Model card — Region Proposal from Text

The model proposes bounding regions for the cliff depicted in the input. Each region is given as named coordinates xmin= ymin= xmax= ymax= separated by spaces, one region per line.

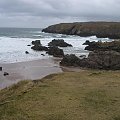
xmin=42 ymin=22 xmax=120 ymax=39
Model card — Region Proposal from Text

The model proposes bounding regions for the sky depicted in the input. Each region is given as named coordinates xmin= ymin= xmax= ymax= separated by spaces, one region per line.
xmin=0 ymin=0 xmax=120 ymax=28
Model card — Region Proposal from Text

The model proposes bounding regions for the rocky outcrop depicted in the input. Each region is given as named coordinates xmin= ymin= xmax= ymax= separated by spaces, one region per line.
xmin=42 ymin=22 xmax=120 ymax=39
xmin=47 ymin=47 xmax=64 ymax=57
xmin=0 ymin=67 xmax=2 ymax=71
xmin=48 ymin=39 xmax=72 ymax=47
xmin=31 ymin=45 xmax=48 ymax=51
xmin=86 ymin=51 xmax=120 ymax=69
xmin=60 ymin=51 xmax=120 ymax=70
xmin=60 ymin=54 xmax=80 ymax=66
xmin=32 ymin=40 xmax=41 ymax=46
xmin=83 ymin=40 xmax=120 ymax=52
xmin=31 ymin=40 xmax=48 ymax=51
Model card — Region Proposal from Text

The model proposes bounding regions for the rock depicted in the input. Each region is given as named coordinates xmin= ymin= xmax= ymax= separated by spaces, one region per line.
xmin=85 ymin=51 xmax=120 ymax=70
xmin=60 ymin=54 xmax=80 ymax=66
xmin=60 ymin=51 xmax=120 ymax=70
xmin=47 ymin=47 xmax=64 ymax=57
xmin=27 ymin=45 xmax=31 ymax=46
xmin=42 ymin=22 xmax=120 ymax=39
xmin=31 ymin=40 xmax=48 ymax=51
xmin=4 ymin=72 xmax=9 ymax=76
xmin=48 ymin=39 xmax=72 ymax=47
xmin=0 ymin=67 xmax=2 ymax=71
xmin=32 ymin=40 xmax=41 ymax=46
xmin=83 ymin=40 xmax=120 ymax=52
xmin=25 ymin=51 xmax=29 ymax=54
xmin=31 ymin=45 xmax=48 ymax=51
xmin=41 ymin=54 xmax=45 ymax=56
xmin=83 ymin=40 xmax=92 ymax=45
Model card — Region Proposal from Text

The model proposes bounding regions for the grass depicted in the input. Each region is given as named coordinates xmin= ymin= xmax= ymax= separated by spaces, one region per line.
xmin=0 ymin=70 xmax=120 ymax=120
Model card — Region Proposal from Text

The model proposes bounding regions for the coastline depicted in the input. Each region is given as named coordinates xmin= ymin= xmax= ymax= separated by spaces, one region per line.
xmin=0 ymin=57 xmax=63 ymax=89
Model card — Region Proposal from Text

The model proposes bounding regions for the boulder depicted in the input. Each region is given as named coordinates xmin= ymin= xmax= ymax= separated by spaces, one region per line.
xmin=60 ymin=54 xmax=80 ymax=66
xmin=48 ymin=39 xmax=72 ymax=47
xmin=25 ymin=51 xmax=29 ymax=54
xmin=41 ymin=54 xmax=45 ymax=56
xmin=27 ymin=45 xmax=31 ymax=46
xmin=32 ymin=40 xmax=41 ymax=46
xmin=0 ymin=67 xmax=2 ymax=71
xmin=83 ymin=40 xmax=100 ymax=51
xmin=83 ymin=40 xmax=91 ymax=45
xmin=47 ymin=46 xmax=64 ymax=57
xmin=31 ymin=45 xmax=48 ymax=51
xmin=4 ymin=72 xmax=9 ymax=76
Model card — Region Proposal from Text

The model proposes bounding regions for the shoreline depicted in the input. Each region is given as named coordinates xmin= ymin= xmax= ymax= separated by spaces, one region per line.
xmin=0 ymin=57 xmax=63 ymax=89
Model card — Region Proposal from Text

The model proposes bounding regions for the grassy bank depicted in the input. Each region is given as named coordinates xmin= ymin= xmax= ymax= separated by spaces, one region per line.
xmin=0 ymin=70 xmax=120 ymax=120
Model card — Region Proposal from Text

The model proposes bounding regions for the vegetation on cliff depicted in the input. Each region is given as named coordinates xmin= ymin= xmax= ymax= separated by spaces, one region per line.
xmin=42 ymin=22 xmax=120 ymax=39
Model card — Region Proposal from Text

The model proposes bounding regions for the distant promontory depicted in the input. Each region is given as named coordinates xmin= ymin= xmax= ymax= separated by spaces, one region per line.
xmin=42 ymin=22 xmax=120 ymax=39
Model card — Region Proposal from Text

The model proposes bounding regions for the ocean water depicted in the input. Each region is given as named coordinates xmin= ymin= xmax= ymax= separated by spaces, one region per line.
xmin=0 ymin=28 xmax=110 ymax=63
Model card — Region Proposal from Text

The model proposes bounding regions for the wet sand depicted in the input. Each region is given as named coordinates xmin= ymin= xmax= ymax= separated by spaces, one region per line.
xmin=0 ymin=58 xmax=63 ymax=89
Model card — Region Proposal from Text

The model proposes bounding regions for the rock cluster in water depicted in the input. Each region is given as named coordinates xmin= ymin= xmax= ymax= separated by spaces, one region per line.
xmin=31 ymin=40 xmax=67 ymax=57
xmin=48 ymin=39 xmax=72 ymax=47
xmin=60 ymin=40 xmax=120 ymax=70
xmin=83 ymin=40 xmax=120 ymax=52
xmin=30 ymin=38 xmax=120 ymax=70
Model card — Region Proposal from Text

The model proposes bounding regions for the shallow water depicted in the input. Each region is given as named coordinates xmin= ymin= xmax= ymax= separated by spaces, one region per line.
xmin=0 ymin=28 xmax=110 ymax=63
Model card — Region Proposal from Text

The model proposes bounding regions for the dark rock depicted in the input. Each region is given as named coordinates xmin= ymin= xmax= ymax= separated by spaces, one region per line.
xmin=41 ymin=54 xmax=45 ymax=56
xmin=31 ymin=45 xmax=48 ymax=51
xmin=0 ymin=67 xmax=2 ymax=71
xmin=25 ymin=51 xmax=29 ymax=54
xmin=27 ymin=45 xmax=31 ymax=46
xmin=86 ymin=51 xmax=120 ymax=70
xmin=60 ymin=51 xmax=120 ymax=70
xmin=31 ymin=40 xmax=48 ymax=51
xmin=60 ymin=54 xmax=80 ymax=66
xmin=4 ymin=72 xmax=9 ymax=76
xmin=48 ymin=39 xmax=72 ymax=47
xmin=32 ymin=40 xmax=41 ymax=46
xmin=47 ymin=46 xmax=64 ymax=57
xmin=83 ymin=40 xmax=92 ymax=45
xmin=83 ymin=40 xmax=120 ymax=52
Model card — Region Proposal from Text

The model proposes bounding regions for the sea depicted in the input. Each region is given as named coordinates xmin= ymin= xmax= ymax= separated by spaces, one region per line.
xmin=0 ymin=27 xmax=110 ymax=63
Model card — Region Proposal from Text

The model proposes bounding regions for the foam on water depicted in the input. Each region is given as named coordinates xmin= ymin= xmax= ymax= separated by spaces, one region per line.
xmin=0 ymin=28 xmax=110 ymax=63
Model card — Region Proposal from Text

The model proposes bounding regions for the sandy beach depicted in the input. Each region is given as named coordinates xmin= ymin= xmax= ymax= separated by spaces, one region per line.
xmin=0 ymin=58 xmax=63 ymax=89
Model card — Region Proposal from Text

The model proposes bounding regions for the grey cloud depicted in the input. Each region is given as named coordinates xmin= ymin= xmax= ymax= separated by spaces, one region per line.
xmin=0 ymin=0 xmax=120 ymax=27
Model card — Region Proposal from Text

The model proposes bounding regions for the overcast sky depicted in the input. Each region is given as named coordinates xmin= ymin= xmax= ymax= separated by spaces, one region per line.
xmin=0 ymin=0 xmax=120 ymax=28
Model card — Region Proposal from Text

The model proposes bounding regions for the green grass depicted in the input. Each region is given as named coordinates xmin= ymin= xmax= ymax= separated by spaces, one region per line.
xmin=0 ymin=70 xmax=120 ymax=120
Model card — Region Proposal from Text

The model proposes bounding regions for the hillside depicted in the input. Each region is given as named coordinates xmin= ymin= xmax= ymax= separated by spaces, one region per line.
xmin=0 ymin=70 xmax=120 ymax=120
xmin=42 ymin=22 xmax=120 ymax=39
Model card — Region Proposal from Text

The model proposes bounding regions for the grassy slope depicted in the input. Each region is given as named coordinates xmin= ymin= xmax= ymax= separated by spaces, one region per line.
xmin=0 ymin=70 xmax=120 ymax=120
